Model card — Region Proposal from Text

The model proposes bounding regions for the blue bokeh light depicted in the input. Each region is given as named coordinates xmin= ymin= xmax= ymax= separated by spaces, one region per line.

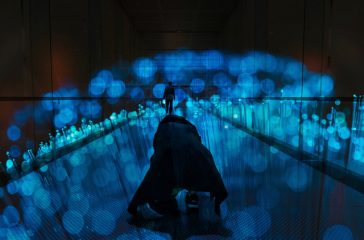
xmin=190 ymin=78 xmax=205 ymax=93
xmin=7 ymin=125 xmax=21 ymax=142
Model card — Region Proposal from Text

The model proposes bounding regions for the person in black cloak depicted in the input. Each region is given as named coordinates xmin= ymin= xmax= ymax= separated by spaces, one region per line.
xmin=128 ymin=115 xmax=228 ymax=218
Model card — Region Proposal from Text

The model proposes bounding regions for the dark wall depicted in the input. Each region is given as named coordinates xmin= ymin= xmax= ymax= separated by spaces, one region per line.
xmin=220 ymin=0 xmax=364 ymax=97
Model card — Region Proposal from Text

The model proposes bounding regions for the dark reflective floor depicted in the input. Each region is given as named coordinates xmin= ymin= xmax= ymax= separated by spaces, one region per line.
xmin=1 ymin=113 xmax=363 ymax=239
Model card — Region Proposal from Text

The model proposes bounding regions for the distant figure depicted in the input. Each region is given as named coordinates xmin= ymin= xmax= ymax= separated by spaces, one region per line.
xmin=163 ymin=81 xmax=175 ymax=115
xmin=128 ymin=115 xmax=228 ymax=219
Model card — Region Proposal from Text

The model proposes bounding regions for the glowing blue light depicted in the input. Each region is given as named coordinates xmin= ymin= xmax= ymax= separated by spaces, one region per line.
xmin=227 ymin=57 xmax=243 ymax=76
xmin=9 ymin=145 xmax=21 ymax=158
xmin=54 ymin=167 xmax=68 ymax=182
xmin=285 ymin=166 xmax=309 ymax=192
xmin=129 ymin=87 xmax=144 ymax=100
xmin=106 ymin=80 xmax=126 ymax=98
xmin=91 ymin=210 xmax=116 ymax=236
xmin=89 ymin=77 xmax=107 ymax=96
xmin=7 ymin=125 xmax=21 ymax=142
xmin=79 ymin=100 xmax=102 ymax=119
xmin=7 ymin=182 xmax=18 ymax=195
xmin=3 ymin=206 xmax=20 ymax=227
xmin=152 ymin=83 xmax=166 ymax=98
xmin=133 ymin=58 xmax=157 ymax=80
xmin=62 ymin=210 xmax=84 ymax=234
xmin=201 ymin=50 xmax=223 ymax=70
xmin=323 ymin=225 xmax=353 ymax=240
xmin=33 ymin=188 xmax=51 ymax=209
xmin=260 ymin=79 xmax=275 ymax=94
xmin=20 ymin=181 xmax=35 ymax=196
xmin=321 ymin=75 xmax=334 ymax=95
xmin=175 ymin=88 xmax=187 ymax=102
xmin=338 ymin=127 xmax=351 ymax=140
xmin=68 ymin=194 xmax=90 ymax=216
xmin=190 ymin=78 xmax=205 ymax=93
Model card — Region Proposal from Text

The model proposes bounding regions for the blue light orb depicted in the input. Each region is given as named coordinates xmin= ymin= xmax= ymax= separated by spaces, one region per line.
xmin=3 ymin=206 xmax=20 ymax=227
xmin=7 ymin=182 xmax=18 ymax=195
xmin=68 ymin=194 xmax=90 ymax=216
xmin=91 ymin=210 xmax=116 ymax=236
xmin=175 ymin=88 xmax=187 ymax=102
xmin=133 ymin=58 xmax=157 ymax=80
xmin=129 ymin=87 xmax=145 ymax=100
xmin=62 ymin=210 xmax=84 ymax=235
xmin=321 ymin=75 xmax=334 ymax=95
xmin=152 ymin=83 xmax=166 ymax=98
xmin=7 ymin=125 xmax=21 ymax=142
xmin=79 ymin=100 xmax=102 ymax=119
xmin=285 ymin=166 xmax=309 ymax=192
xmin=89 ymin=77 xmax=107 ymax=96
xmin=241 ymin=55 xmax=256 ymax=74
xmin=9 ymin=145 xmax=21 ymax=158
xmin=54 ymin=167 xmax=68 ymax=182
xmin=201 ymin=50 xmax=223 ymax=70
xmin=260 ymin=79 xmax=275 ymax=94
xmin=190 ymin=78 xmax=205 ymax=93
xmin=33 ymin=188 xmax=51 ymax=209
xmin=338 ymin=127 xmax=351 ymax=140
xmin=323 ymin=225 xmax=353 ymax=240
xmin=227 ymin=57 xmax=243 ymax=76
xmin=106 ymin=80 xmax=126 ymax=98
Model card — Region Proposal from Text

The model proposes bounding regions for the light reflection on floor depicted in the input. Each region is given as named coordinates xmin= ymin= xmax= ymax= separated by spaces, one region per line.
xmin=0 ymin=113 xmax=362 ymax=239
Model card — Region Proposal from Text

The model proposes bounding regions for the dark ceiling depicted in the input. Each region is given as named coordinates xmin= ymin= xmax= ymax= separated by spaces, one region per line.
xmin=119 ymin=0 xmax=242 ymax=33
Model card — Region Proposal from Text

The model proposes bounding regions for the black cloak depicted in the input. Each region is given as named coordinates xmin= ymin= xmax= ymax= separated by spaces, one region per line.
xmin=128 ymin=115 xmax=228 ymax=216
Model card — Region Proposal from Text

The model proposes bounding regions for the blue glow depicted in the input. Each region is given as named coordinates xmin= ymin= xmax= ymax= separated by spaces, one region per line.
xmin=190 ymin=78 xmax=205 ymax=93
xmin=89 ymin=77 xmax=107 ymax=96
xmin=323 ymin=225 xmax=353 ymax=240
xmin=133 ymin=58 xmax=157 ymax=80
xmin=3 ymin=206 xmax=20 ymax=227
xmin=260 ymin=79 xmax=275 ymax=94
xmin=9 ymin=145 xmax=21 ymax=158
xmin=152 ymin=83 xmax=166 ymax=98
xmin=106 ymin=80 xmax=126 ymax=98
xmin=129 ymin=87 xmax=145 ymax=100
xmin=91 ymin=210 xmax=116 ymax=236
xmin=7 ymin=125 xmax=21 ymax=141
xmin=201 ymin=50 xmax=223 ymax=70
xmin=62 ymin=210 xmax=84 ymax=234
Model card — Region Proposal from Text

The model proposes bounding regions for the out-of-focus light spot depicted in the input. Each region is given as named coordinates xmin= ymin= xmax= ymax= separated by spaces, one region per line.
xmin=285 ymin=166 xmax=309 ymax=192
xmin=175 ymin=88 xmax=187 ymax=102
xmin=260 ymin=79 xmax=275 ymax=94
xmin=34 ymin=188 xmax=51 ymax=209
xmin=9 ymin=145 xmax=21 ymax=158
xmin=89 ymin=77 xmax=107 ymax=96
xmin=107 ymin=80 xmax=126 ymax=98
xmin=335 ymin=99 xmax=341 ymax=106
xmin=7 ymin=125 xmax=21 ymax=142
xmin=91 ymin=210 xmax=116 ymax=236
xmin=129 ymin=87 xmax=145 ymax=100
xmin=7 ymin=182 xmax=18 ymax=195
xmin=201 ymin=50 xmax=223 ymax=70
xmin=323 ymin=225 xmax=353 ymax=240
xmin=3 ymin=206 xmax=20 ymax=227
xmin=338 ymin=127 xmax=351 ymax=140
xmin=153 ymin=83 xmax=166 ymax=98
xmin=190 ymin=78 xmax=205 ymax=93
xmin=321 ymin=75 xmax=334 ymax=96
xmin=133 ymin=58 xmax=157 ymax=81
xmin=62 ymin=210 xmax=84 ymax=234
xmin=54 ymin=167 xmax=68 ymax=182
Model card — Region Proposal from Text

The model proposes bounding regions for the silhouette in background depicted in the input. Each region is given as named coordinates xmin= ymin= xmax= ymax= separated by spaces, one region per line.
xmin=163 ymin=81 xmax=175 ymax=115
xmin=128 ymin=115 xmax=228 ymax=219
